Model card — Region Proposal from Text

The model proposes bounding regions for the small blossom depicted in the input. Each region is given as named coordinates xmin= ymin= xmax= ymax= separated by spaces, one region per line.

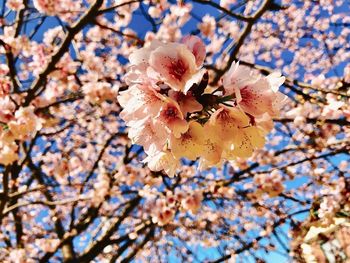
xmin=83 ymin=82 xmax=118 ymax=104
xmin=156 ymin=98 xmax=189 ymax=138
xmin=0 ymin=140 xmax=18 ymax=165
xmin=6 ymin=0 xmax=24 ymax=10
xmin=148 ymin=6 xmax=162 ymax=18
xmin=223 ymin=63 xmax=287 ymax=118
xmin=181 ymin=191 xmax=203 ymax=214
xmin=144 ymin=145 xmax=179 ymax=177
xmin=254 ymin=170 xmax=285 ymax=197
xmin=198 ymin=15 xmax=216 ymax=38
xmin=8 ymin=106 xmax=42 ymax=140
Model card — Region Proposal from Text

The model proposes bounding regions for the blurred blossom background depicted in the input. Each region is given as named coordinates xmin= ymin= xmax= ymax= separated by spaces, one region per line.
xmin=0 ymin=0 xmax=350 ymax=262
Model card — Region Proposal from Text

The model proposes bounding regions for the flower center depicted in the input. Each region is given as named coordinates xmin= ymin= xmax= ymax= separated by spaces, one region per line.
xmin=168 ymin=59 xmax=188 ymax=81
xmin=166 ymin=107 xmax=176 ymax=117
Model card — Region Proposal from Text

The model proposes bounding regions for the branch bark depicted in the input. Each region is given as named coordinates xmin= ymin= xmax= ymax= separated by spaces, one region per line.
xmin=192 ymin=0 xmax=251 ymax=22
xmin=0 ymin=166 xmax=10 ymax=225
xmin=28 ymin=160 xmax=77 ymax=262
xmin=69 ymin=196 xmax=142 ymax=263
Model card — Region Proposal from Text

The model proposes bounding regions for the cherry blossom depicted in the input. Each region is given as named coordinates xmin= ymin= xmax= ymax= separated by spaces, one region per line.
xmin=119 ymin=36 xmax=286 ymax=175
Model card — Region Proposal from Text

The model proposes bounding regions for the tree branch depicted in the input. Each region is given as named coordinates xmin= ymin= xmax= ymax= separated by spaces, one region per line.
xmin=70 ymin=196 xmax=142 ymax=263
xmin=23 ymin=0 xmax=104 ymax=106
xmin=0 ymin=166 xmax=10 ymax=224
xmin=0 ymin=39 xmax=21 ymax=92
xmin=212 ymin=0 xmax=273 ymax=84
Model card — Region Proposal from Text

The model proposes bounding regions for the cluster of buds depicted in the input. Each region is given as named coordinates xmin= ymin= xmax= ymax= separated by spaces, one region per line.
xmin=118 ymin=35 xmax=287 ymax=176
xmin=151 ymin=189 xmax=203 ymax=226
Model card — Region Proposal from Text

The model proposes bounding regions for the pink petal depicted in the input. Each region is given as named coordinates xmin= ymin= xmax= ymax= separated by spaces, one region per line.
xmin=181 ymin=35 xmax=206 ymax=67
xmin=238 ymin=79 xmax=274 ymax=117
xmin=169 ymin=90 xmax=203 ymax=116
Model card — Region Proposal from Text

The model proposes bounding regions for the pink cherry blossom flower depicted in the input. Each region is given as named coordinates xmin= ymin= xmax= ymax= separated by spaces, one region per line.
xmin=144 ymin=145 xmax=179 ymax=177
xmin=149 ymin=43 xmax=198 ymax=92
xmin=33 ymin=0 xmax=59 ymax=16
xmin=155 ymin=208 xmax=175 ymax=226
xmin=223 ymin=63 xmax=287 ymax=117
xmin=156 ymin=98 xmax=189 ymax=138
xmin=126 ymin=38 xmax=206 ymax=93
xmin=9 ymin=249 xmax=26 ymax=263
xmin=222 ymin=61 xmax=253 ymax=95
xmin=254 ymin=170 xmax=285 ymax=197
xmin=128 ymin=117 xmax=168 ymax=152
xmin=118 ymin=84 xmax=167 ymax=124
xmin=148 ymin=6 xmax=162 ymax=18
xmin=236 ymin=79 xmax=277 ymax=117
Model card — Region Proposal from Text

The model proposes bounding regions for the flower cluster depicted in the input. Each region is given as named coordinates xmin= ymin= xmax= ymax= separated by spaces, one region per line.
xmin=0 ymin=94 xmax=42 ymax=165
xmin=118 ymin=36 xmax=287 ymax=176
xmin=149 ymin=189 xmax=203 ymax=226
xmin=254 ymin=170 xmax=285 ymax=197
